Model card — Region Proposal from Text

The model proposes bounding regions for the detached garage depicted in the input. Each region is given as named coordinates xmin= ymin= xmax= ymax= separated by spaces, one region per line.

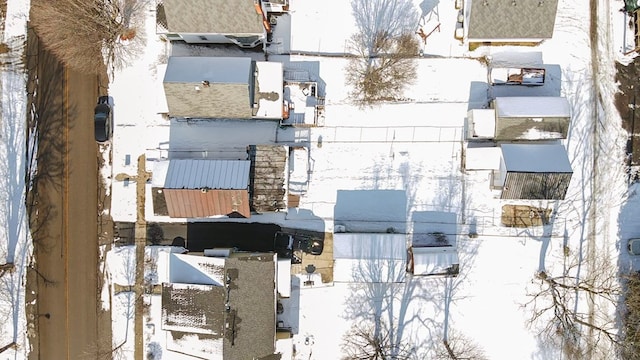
xmin=333 ymin=233 xmax=407 ymax=283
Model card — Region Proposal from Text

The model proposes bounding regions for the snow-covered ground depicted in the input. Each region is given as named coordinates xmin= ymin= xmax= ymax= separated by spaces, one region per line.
xmin=0 ymin=0 xmax=639 ymax=359
xmin=0 ymin=0 xmax=31 ymax=358
xmin=101 ymin=0 xmax=640 ymax=359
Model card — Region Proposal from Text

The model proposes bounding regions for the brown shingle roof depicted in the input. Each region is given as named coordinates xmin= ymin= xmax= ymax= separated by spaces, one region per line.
xmin=467 ymin=0 xmax=558 ymax=41
xmin=160 ymin=0 xmax=265 ymax=34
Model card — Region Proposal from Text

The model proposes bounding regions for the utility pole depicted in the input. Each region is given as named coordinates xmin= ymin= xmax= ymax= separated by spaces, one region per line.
xmin=116 ymin=154 xmax=151 ymax=360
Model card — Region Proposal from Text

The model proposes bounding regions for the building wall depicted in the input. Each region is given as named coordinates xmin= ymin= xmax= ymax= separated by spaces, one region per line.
xmin=164 ymin=82 xmax=252 ymax=119
xmin=501 ymin=171 xmax=572 ymax=200
xmin=495 ymin=115 xmax=569 ymax=140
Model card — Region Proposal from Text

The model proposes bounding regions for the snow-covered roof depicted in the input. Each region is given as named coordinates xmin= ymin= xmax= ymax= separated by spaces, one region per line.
xmin=333 ymin=233 xmax=407 ymax=259
xmin=168 ymin=253 xmax=226 ymax=285
xmin=494 ymin=96 xmax=571 ymax=118
xmin=409 ymin=246 xmax=459 ymax=276
xmin=254 ymin=61 xmax=284 ymax=119
xmin=464 ymin=144 xmax=502 ymax=170
xmin=488 ymin=51 xmax=544 ymax=68
xmin=501 ymin=144 xmax=572 ymax=173
xmin=160 ymin=159 xmax=251 ymax=190
xmin=332 ymin=233 xmax=407 ymax=283
xmin=466 ymin=108 xmax=496 ymax=139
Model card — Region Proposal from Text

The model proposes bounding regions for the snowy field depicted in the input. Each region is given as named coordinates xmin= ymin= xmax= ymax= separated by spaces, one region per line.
xmin=0 ymin=0 xmax=639 ymax=359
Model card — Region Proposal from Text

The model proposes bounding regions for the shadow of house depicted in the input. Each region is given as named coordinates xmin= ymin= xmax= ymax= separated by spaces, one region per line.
xmin=466 ymin=96 xmax=571 ymax=141
xmin=161 ymin=252 xmax=282 ymax=360
xmin=163 ymin=57 xmax=284 ymax=120
xmin=465 ymin=0 xmax=559 ymax=49
xmin=156 ymin=0 xmax=270 ymax=49
xmin=491 ymin=144 xmax=573 ymax=200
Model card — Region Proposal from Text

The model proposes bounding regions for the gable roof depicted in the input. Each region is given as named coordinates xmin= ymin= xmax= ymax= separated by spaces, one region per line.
xmin=494 ymin=97 xmax=570 ymax=118
xmin=467 ymin=0 xmax=559 ymax=41
xmin=159 ymin=0 xmax=265 ymax=35
xmin=162 ymin=253 xmax=277 ymax=360
xmin=501 ymin=144 xmax=572 ymax=173
xmin=164 ymin=57 xmax=253 ymax=85
xmin=164 ymin=159 xmax=251 ymax=190
xmin=163 ymin=189 xmax=251 ymax=218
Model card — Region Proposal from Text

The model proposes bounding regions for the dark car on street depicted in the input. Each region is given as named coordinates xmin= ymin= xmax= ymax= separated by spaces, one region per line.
xmin=94 ymin=96 xmax=112 ymax=143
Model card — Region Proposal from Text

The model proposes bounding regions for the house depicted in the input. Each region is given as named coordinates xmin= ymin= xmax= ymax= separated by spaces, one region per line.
xmin=492 ymin=144 xmax=573 ymax=200
xmin=156 ymin=0 xmax=270 ymax=48
xmin=161 ymin=252 xmax=285 ymax=360
xmin=464 ymin=0 xmax=559 ymax=48
xmin=152 ymin=159 xmax=252 ymax=218
xmin=163 ymin=56 xmax=284 ymax=120
xmin=466 ymin=96 xmax=571 ymax=141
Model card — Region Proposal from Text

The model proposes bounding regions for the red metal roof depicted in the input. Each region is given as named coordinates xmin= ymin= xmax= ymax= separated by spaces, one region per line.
xmin=163 ymin=189 xmax=250 ymax=218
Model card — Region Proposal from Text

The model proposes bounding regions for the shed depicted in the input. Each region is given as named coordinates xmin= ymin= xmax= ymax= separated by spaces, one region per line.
xmin=332 ymin=233 xmax=407 ymax=283
xmin=495 ymin=144 xmax=573 ymax=200
xmin=155 ymin=159 xmax=251 ymax=218
xmin=163 ymin=57 xmax=283 ymax=120
xmin=492 ymin=97 xmax=571 ymax=140
xmin=406 ymin=246 xmax=459 ymax=277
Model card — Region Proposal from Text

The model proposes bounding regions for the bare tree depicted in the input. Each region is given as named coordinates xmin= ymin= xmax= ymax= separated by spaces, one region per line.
xmin=346 ymin=32 xmax=419 ymax=105
xmin=346 ymin=0 xmax=419 ymax=105
xmin=30 ymin=0 xmax=147 ymax=74
xmin=433 ymin=329 xmax=488 ymax=360
xmin=524 ymin=252 xmax=622 ymax=359
xmin=341 ymin=320 xmax=414 ymax=360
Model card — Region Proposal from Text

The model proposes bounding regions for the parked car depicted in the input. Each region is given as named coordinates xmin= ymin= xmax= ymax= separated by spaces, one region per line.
xmin=273 ymin=231 xmax=324 ymax=259
xmin=94 ymin=96 xmax=112 ymax=143
xmin=297 ymin=235 xmax=324 ymax=256
xmin=629 ymin=238 xmax=640 ymax=255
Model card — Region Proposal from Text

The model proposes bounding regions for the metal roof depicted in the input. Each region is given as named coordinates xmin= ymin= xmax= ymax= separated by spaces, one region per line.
xmin=163 ymin=189 xmax=251 ymax=218
xmin=501 ymin=144 xmax=572 ymax=173
xmin=164 ymin=159 xmax=250 ymax=190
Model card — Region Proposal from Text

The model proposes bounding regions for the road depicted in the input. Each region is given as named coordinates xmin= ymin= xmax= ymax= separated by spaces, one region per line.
xmin=25 ymin=29 xmax=112 ymax=360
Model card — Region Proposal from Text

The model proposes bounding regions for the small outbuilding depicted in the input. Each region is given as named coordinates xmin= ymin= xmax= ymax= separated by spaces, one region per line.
xmin=467 ymin=97 xmax=571 ymax=141
xmin=153 ymin=159 xmax=252 ymax=219
xmin=493 ymin=144 xmax=573 ymax=200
